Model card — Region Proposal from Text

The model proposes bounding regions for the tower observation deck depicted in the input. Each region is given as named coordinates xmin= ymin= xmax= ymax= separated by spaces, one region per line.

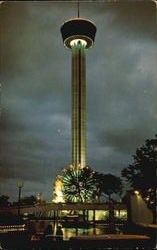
xmin=61 ymin=18 xmax=96 ymax=169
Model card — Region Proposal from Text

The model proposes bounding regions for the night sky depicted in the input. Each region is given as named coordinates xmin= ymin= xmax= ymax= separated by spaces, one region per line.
xmin=0 ymin=1 xmax=156 ymax=201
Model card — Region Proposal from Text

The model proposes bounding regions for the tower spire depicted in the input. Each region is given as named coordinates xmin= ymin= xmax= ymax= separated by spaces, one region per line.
xmin=77 ymin=0 xmax=80 ymax=18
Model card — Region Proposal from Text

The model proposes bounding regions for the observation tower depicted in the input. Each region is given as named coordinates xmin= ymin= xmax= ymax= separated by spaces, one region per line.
xmin=61 ymin=16 xmax=96 ymax=169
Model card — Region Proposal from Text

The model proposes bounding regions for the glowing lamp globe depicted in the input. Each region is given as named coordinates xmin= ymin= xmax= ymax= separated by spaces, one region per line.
xmin=61 ymin=18 xmax=96 ymax=49
xmin=17 ymin=180 xmax=24 ymax=188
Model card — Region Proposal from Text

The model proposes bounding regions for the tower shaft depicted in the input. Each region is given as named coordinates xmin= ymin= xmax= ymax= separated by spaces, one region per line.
xmin=72 ymin=43 xmax=86 ymax=169
xmin=61 ymin=17 xmax=96 ymax=170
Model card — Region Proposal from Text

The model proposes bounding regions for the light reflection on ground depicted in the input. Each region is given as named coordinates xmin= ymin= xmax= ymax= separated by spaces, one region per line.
xmin=28 ymin=220 xmax=124 ymax=240
xmin=63 ymin=227 xmax=102 ymax=240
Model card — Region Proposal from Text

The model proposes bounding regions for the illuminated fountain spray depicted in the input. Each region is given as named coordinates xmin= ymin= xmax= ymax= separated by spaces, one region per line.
xmin=53 ymin=175 xmax=65 ymax=203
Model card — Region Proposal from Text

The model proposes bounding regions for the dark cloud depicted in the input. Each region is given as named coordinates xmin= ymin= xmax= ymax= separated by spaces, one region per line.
xmin=0 ymin=1 xmax=156 ymax=201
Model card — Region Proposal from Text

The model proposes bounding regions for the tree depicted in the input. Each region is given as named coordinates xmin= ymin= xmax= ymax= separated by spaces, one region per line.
xmin=102 ymin=174 xmax=122 ymax=202
xmin=93 ymin=171 xmax=104 ymax=201
xmin=93 ymin=173 xmax=122 ymax=233
xmin=94 ymin=173 xmax=123 ymax=202
xmin=121 ymin=135 xmax=157 ymax=218
xmin=0 ymin=195 xmax=10 ymax=206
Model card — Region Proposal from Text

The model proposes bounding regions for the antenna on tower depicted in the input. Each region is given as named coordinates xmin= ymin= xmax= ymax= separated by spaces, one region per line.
xmin=77 ymin=0 xmax=80 ymax=18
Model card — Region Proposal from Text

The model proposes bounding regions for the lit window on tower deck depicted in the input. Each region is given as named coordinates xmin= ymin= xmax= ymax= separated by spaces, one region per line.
xmin=70 ymin=39 xmax=87 ymax=48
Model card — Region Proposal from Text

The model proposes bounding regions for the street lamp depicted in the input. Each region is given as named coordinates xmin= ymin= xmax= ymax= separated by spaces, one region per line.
xmin=17 ymin=179 xmax=24 ymax=216
xmin=134 ymin=190 xmax=140 ymax=195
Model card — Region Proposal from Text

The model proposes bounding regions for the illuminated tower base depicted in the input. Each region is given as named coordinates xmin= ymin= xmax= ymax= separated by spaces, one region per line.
xmin=61 ymin=18 xmax=96 ymax=169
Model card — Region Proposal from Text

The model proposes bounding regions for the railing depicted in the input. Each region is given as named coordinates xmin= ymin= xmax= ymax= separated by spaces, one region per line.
xmin=0 ymin=202 xmax=127 ymax=217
